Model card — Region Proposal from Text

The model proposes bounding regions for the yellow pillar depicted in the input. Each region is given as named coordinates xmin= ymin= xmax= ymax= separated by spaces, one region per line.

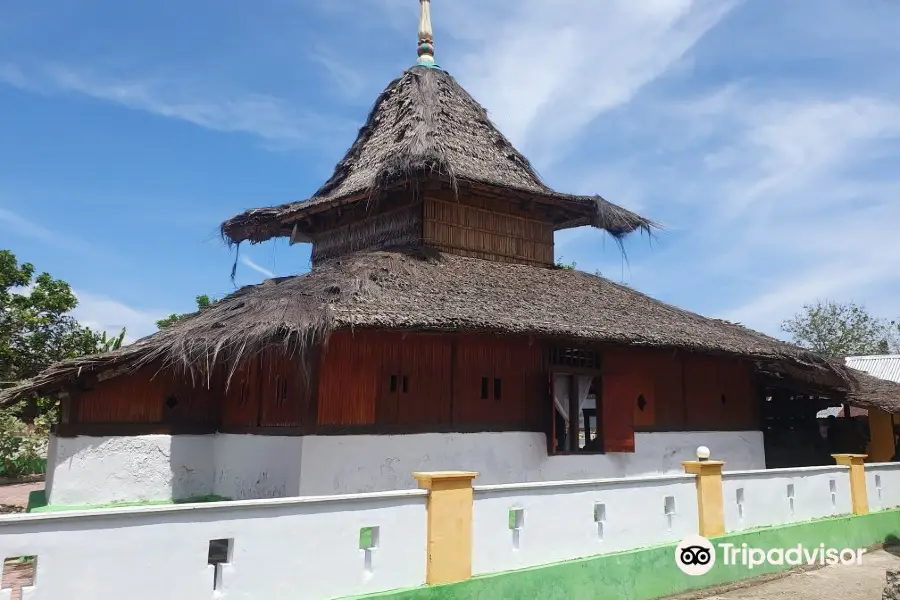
xmin=682 ymin=460 xmax=726 ymax=537
xmin=833 ymin=454 xmax=869 ymax=515
xmin=867 ymin=409 xmax=895 ymax=462
xmin=413 ymin=471 xmax=478 ymax=585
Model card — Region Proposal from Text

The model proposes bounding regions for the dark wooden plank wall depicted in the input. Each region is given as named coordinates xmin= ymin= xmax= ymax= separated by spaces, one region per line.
xmin=72 ymin=335 xmax=758 ymax=438
xmin=317 ymin=331 xmax=543 ymax=430
xmin=600 ymin=347 xmax=758 ymax=432
xmin=220 ymin=350 xmax=308 ymax=428
xmin=311 ymin=202 xmax=422 ymax=265
xmin=423 ymin=191 xmax=555 ymax=266
xmin=76 ymin=363 xmax=215 ymax=424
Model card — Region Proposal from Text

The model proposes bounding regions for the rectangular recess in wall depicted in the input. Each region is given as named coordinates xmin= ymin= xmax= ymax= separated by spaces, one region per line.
xmin=593 ymin=503 xmax=607 ymax=541
xmin=359 ymin=526 xmax=380 ymax=550
xmin=208 ymin=539 xmax=233 ymax=591
xmin=664 ymin=496 xmax=676 ymax=530
xmin=2 ymin=556 xmax=36 ymax=596
xmin=508 ymin=508 xmax=524 ymax=530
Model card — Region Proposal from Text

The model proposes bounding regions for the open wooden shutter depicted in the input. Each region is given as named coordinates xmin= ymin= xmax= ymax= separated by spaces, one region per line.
xmin=548 ymin=372 xmax=559 ymax=455
xmin=602 ymin=374 xmax=636 ymax=453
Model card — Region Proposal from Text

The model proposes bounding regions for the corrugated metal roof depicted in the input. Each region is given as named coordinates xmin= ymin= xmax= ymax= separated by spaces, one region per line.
xmin=845 ymin=355 xmax=900 ymax=383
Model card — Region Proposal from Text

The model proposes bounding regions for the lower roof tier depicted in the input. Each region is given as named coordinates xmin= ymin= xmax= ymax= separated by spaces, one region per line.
xmin=1 ymin=249 xmax=895 ymax=409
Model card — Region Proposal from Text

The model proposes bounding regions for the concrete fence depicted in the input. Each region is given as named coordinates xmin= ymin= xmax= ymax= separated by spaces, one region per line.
xmin=866 ymin=462 xmax=900 ymax=512
xmin=471 ymin=474 xmax=698 ymax=574
xmin=0 ymin=490 xmax=428 ymax=600
xmin=722 ymin=465 xmax=852 ymax=532
xmin=0 ymin=453 xmax=894 ymax=599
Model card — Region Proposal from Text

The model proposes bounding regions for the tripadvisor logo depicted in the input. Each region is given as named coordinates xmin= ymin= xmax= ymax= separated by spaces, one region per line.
xmin=675 ymin=535 xmax=716 ymax=576
xmin=675 ymin=535 xmax=867 ymax=576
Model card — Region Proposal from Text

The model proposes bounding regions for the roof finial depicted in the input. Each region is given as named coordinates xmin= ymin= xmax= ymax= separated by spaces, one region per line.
xmin=417 ymin=0 xmax=435 ymax=67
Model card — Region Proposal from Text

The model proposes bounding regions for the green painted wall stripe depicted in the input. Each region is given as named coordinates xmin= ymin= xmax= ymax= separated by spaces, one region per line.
xmin=27 ymin=490 xmax=229 ymax=513
xmin=349 ymin=510 xmax=900 ymax=600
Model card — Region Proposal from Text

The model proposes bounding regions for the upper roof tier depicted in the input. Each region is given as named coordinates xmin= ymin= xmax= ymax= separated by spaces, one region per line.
xmin=221 ymin=64 xmax=656 ymax=246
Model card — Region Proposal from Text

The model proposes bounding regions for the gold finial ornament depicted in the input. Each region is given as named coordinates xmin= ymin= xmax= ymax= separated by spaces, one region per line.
xmin=417 ymin=0 xmax=435 ymax=66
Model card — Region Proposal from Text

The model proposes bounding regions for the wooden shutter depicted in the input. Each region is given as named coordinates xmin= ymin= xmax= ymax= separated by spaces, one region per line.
xmin=602 ymin=374 xmax=636 ymax=453
xmin=222 ymin=356 xmax=262 ymax=427
xmin=375 ymin=336 xmax=402 ymax=426
xmin=258 ymin=349 xmax=305 ymax=427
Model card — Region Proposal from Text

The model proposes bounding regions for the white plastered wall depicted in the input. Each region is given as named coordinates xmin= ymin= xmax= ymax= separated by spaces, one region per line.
xmin=46 ymin=430 xmax=765 ymax=504
xmin=298 ymin=430 xmax=765 ymax=494
xmin=47 ymin=434 xmax=214 ymax=506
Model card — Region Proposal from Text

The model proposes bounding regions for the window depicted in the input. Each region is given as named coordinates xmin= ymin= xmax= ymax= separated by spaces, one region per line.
xmin=549 ymin=346 xmax=600 ymax=369
xmin=550 ymin=373 xmax=603 ymax=454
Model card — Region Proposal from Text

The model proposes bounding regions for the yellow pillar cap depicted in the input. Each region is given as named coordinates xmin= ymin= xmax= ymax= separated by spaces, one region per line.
xmin=413 ymin=471 xmax=478 ymax=489
xmin=682 ymin=460 xmax=725 ymax=475
xmin=832 ymin=454 xmax=868 ymax=465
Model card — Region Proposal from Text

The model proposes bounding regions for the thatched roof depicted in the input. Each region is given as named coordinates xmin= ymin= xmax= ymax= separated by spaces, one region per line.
xmin=847 ymin=369 xmax=900 ymax=413
xmin=221 ymin=66 xmax=655 ymax=245
xmin=1 ymin=249 xmax=884 ymax=404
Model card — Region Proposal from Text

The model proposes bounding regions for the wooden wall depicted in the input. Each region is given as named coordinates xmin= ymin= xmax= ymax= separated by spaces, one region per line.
xmin=76 ymin=363 xmax=215 ymax=424
xmin=423 ymin=190 xmax=555 ymax=266
xmin=600 ymin=346 xmax=759 ymax=433
xmin=74 ymin=351 xmax=310 ymax=429
xmin=221 ymin=349 xmax=308 ymax=428
xmin=70 ymin=334 xmax=759 ymax=442
xmin=316 ymin=331 xmax=544 ymax=430
xmin=311 ymin=202 xmax=422 ymax=265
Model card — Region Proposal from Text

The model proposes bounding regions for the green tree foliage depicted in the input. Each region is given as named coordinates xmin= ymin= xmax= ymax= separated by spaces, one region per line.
xmin=555 ymin=258 xmax=577 ymax=270
xmin=156 ymin=294 xmax=217 ymax=329
xmin=0 ymin=250 xmax=123 ymax=476
xmin=0 ymin=250 xmax=124 ymax=386
xmin=782 ymin=300 xmax=898 ymax=357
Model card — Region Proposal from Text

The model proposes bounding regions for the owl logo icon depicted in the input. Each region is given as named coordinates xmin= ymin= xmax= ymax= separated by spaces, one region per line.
xmin=675 ymin=535 xmax=716 ymax=576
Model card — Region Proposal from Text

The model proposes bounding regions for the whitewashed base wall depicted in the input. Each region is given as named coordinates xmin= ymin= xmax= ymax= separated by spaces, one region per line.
xmin=471 ymin=474 xmax=698 ymax=574
xmin=46 ymin=430 xmax=765 ymax=505
xmin=867 ymin=463 xmax=900 ymax=511
xmin=722 ymin=466 xmax=852 ymax=532
xmin=0 ymin=491 xmax=427 ymax=600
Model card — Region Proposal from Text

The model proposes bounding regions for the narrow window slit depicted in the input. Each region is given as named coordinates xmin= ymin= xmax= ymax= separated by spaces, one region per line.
xmin=360 ymin=526 xmax=380 ymax=577
xmin=508 ymin=508 xmax=524 ymax=551
xmin=481 ymin=377 xmax=489 ymax=400
xmin=2 ymin=556 xmax=37 ymax=597
xmin=664 ymin=496 xmax=676 ymax=530
xmin=494 ymin=378 xmax=502 ymax=401
xmin=593 ymin=503 xmax=606 ymax=541
xmin=208 ymin=539 xmax=233 ymax=592
xmin=389 ymin=374 xmax=397 ymax=393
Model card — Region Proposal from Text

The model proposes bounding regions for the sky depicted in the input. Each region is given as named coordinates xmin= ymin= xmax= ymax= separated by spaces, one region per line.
xmin=1 ymin=0 xmax=899 ymax=344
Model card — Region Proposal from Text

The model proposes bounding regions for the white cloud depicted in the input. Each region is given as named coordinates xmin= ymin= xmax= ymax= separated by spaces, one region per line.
xmin=443 ymin=0 xmax=738 ymax=160
xmin=0 ymin=63 xmax=351 ymax=147
xmin=240 ymin=256 xmax=276 ymax=279
xmin=618 ymin=90 xmax=900 ymax=335
xmin=71 ymin=290 xmax=165 ymax=344
xmin=0 ymin=207 xmax=96 ymax=256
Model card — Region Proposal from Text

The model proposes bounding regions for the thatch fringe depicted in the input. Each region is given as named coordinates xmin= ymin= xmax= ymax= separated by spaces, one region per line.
xmin=311 ymin=204 xmax=422 ymax=264
xmin=220 ymin=66 xmax=656 ymax=246
xmin=2 ymin=249 xmax=888 ymax=406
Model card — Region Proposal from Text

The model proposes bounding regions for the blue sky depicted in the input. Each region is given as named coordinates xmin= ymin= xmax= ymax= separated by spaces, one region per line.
xmin=2 ymin=0 xmax=899 ymax=343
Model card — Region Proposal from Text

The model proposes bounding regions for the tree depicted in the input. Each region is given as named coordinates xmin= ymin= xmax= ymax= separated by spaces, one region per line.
xmin=781 ymin=301 xmax=894 ymax=357
xmin=156 ymin=294 xmax=217 ymax=329
xmin=0 ymin=250 xmax=124 ymax=387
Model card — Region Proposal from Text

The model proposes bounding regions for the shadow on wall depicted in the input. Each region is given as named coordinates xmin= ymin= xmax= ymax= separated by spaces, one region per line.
xmin=47 ymin=435 xmax=214 ymax=506
xmin=885 ymin=535 xmax=900 ymax=559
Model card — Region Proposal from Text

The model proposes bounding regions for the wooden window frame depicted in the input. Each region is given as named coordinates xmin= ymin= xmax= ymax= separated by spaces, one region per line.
xmin=548 ymin=369 xmax=604 ymax=456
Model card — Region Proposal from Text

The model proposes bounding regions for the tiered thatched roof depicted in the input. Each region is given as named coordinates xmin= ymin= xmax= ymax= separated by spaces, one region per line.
xmin=221 ymin=66 xmax=655 ymax=245
xmin=1 ymin=249 xmax=889 ymax=404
